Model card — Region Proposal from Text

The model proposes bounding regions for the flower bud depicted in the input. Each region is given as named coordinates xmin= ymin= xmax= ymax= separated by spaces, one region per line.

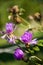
xmin=14 ymin=48 xmax=24 ymax=60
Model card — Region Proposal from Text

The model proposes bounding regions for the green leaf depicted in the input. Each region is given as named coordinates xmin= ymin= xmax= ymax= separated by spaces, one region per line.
xmin=28 ymin=49 xmax=34 ymax=54
xmin=33 ymin=46 xmax=40 ymax=51
xmin=37 ymin=40 xmax=43 ymax=47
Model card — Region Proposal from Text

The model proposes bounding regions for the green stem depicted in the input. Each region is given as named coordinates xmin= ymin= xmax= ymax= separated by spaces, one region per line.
xmin=29 ymin=56 xmax=42 ymax=61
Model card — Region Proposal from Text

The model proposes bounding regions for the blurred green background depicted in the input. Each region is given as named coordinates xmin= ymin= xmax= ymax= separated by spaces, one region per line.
xmin=0 ymin=0 xmax=43 ymax=65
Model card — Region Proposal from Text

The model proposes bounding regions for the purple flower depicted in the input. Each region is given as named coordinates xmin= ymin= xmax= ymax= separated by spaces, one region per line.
xmin=14 ymin=48 xmax=24 ymax=60
xmin=6 ymin=23 xmax=14 ymax=34
xmin=7 ymin=35 xmax=17 ymax=44
xmin=20 ymin=31 xmax=37 ymax=45
xmin=20 ymin=31 xmax=33 ymax=44
xmin=30 ymin=38 xmax=37 ymax=45
xmin=8 ymin=38 xmax=14 ymax=43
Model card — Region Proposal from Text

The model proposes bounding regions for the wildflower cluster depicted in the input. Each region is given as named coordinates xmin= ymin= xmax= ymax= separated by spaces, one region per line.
xmin=0 ymin=5 xmax=43 ymax=65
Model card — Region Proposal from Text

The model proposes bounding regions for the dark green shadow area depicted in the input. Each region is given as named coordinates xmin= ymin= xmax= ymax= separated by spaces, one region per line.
xmin=0 ymin=53 xmax=14 ymax=62
xmin=0 ymin=53 xmax=27 ymax=65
